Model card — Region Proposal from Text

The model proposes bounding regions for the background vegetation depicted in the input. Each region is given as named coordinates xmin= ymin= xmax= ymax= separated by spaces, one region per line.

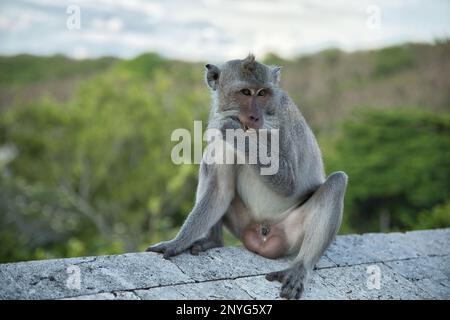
xmin=0 ymin=41 xmax=449 ymax=263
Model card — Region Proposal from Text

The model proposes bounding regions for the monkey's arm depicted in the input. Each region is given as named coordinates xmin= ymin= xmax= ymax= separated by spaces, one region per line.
xmin=250 ymin=128 xmax=298 ymax=197
xmin=218 ymin=116 xmax=297 ymax=196
xmin=146 ymin=160 xmax=235 ymax=259
xmin=259 ymin=151 xmax=296 ymax=197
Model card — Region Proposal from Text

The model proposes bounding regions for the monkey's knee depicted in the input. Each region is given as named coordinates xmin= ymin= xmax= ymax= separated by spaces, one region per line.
xmin=326 ymin=171 xmax=348 ymax=191
xmin=315 ymin=171 xmax=348 ymax=206
xmin=301 ymin=171 xmax=348 ymax=239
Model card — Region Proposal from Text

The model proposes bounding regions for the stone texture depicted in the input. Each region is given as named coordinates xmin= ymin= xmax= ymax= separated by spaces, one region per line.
xmin=315 ymin=255 xmax=336 ymax=269
xmin=403 ymin=229 xmax=450 ymax=257
xmin=135 ymin=280 xmax=253 ymax=300
xmin=324 ymin=234 xmax=379 ymax=267
xmin=323 ymin=231 xmax=430 ymax=267
xmin=233 ymin=275 xmax=283 ymax=299
xmin=63 ymin=291 xmax=141 ymax=300
xmin=169 ymin=246 xmax=291 ymax=282
xmin=384 ymin=255 xmax=450 ymax=299
xmin=0 ymin=228 xmax=448 ymax=300
xmin=316 ymin=263 xmax=433 ymax=299
xmin=0 ymin=252 xmax=192 ymax=299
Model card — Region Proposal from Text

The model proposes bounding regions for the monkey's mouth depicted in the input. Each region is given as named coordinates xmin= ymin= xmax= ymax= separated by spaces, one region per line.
xmin=232 ymin=116 xmax=255 ymax=131
xmin=243 ymin=124 xmax=259 ymax=132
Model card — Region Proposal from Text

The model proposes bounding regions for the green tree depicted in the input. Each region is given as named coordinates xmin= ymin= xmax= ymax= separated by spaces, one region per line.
xmin=0 ymin=66 xmax=209 ymax=262
xmin=325 ymin=108 xmax=450 ymax=233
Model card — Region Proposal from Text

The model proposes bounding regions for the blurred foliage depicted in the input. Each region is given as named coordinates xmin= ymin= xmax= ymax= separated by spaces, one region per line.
xmin=0 ymin=64 xmax=209 ymax=262
xmin=0 ymin=43 xmax=449 ymax=262
xmin=0 ymin=54 xmax=117 ymax=86
xmin=116 ymin=52 xmax=168 ymax=79
xmin=373 ymin=45 xmax=415 ymax=77
xmin=324 ymin=108 xmax=450 ymax=233
xmin=262 ymin=53 xmax=288 ymax=66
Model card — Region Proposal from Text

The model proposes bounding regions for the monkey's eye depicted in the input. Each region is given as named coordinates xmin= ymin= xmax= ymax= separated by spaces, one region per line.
xmin=240 ymin=89 xmax=252 ymax=96
xmin=257 ymin=89 xmax=267 ymax=97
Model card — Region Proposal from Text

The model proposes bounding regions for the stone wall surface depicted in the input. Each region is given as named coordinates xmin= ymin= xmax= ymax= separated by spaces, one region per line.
xmin=0 ymin=229 xmax=449 ymax=300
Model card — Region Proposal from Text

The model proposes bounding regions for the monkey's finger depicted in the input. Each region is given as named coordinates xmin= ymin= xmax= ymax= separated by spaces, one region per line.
xmin=190 ymin=246 xmax=200 ymax=255
xmin=280 ymin=282 xmax=295 ymax=300
xmin=145 ymin=243 xmax=166 ymax=253
xmin=280 ymin=289 xmax=289 ymax=299
xmin=294 ymin=286 xmax=303 ymax=300
xmin=281 ymin=282 xmax=303 ymax=300
xmin=162 ymin=248 xmax=181 ymax=259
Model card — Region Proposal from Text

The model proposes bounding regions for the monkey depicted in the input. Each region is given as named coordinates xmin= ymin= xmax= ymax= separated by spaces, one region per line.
xmin=146 ymin=54 xmax=348 ymax=299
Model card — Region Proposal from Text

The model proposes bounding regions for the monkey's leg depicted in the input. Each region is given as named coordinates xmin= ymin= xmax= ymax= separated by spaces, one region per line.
xmin=190 ymin=220 xmax=224 ymax=255
xmin=266 ymin=171 xmax=348 ymax=299
xmin=146 ymin=159 xmax=236 ymax=259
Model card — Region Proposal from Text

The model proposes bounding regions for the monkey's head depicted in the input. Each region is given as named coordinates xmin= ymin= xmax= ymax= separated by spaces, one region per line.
xmin=205 ymin=53 xmax=282 ymax=130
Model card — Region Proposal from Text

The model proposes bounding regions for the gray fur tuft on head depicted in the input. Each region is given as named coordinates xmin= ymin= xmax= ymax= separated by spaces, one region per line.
xmin=242 ymin=53 xmax=256 ymax=72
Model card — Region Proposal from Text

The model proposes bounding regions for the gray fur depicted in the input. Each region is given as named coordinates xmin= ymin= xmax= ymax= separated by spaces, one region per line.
xmin=146 ymin=161 xmax=235 ymax=259
xmin=190 ymin=221 xmax=224 ymax=255
xmin=146 ymin=54 xmax=348 ymax=299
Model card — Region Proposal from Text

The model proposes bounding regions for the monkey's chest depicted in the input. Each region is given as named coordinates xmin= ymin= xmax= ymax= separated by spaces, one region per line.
xmin=236 ymin=165 xmax=297 ymax=221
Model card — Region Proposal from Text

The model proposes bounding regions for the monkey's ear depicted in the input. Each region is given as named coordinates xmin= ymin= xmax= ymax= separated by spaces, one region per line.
xmin=271 ymin=66 xmax=282 ymax=84
xmin=205 ymin=64 xmax=221 ymax=90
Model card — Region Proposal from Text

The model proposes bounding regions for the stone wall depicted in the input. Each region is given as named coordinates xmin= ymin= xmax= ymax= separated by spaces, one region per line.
xmin=0 ymin=228 xmax=449 ymax=300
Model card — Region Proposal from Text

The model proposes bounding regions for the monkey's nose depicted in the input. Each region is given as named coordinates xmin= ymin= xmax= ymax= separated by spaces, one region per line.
xmin=243 ymin=115 xmax=263 ymax=131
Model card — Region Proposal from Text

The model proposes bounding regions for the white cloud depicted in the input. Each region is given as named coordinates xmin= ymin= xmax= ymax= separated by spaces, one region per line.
xmin=91 ymin=17 xmax=124 ymax=32
xmin=1 ymin=0 xmax=449 ymax=61
xmin=0 ymin=9 xmax=48 ymax=32
xmin=73 ymin=45 xmax=89 ymax=59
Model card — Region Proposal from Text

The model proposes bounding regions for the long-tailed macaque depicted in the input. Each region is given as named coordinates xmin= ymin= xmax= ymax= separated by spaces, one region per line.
xmin=147 ymin=54 xmax=348 ymax=299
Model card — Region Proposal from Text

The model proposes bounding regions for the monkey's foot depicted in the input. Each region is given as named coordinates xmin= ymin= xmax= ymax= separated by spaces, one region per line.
xmin=265 ymin=262 xmax=308 ymax=300
xmin=145 ymin=240 xmax=187 ymax=259
xmin=190 ymin=237 xmax=223 ymax=255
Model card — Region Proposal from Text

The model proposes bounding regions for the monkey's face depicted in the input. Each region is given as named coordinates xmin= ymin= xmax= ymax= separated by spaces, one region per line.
xmin=231 ymin=86 xmax=272 ymax=130
xmin=205 ymin=54 xmax=281 ymax=131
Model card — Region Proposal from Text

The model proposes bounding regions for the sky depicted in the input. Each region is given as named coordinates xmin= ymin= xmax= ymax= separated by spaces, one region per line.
xmin=0 ymin=0 xmax=449 ymax=62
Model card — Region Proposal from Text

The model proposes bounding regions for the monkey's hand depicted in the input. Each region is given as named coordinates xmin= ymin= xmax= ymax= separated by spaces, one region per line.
xmin=219 ymin=117 xmax=259 ymax=160
xmin=220 ymin=116 xmax=242 ymax=130
xmin=145 ymin=239 xmax=189 ymax=259
xmin=265 ymin=262 xmax=308 ymax=299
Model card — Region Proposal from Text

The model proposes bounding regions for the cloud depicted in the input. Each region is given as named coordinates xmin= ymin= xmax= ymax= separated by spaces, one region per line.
xmin=0 ymin=0 xmax=449 ymax=61
xmin=0 ymin=9 xmax=48 ymax=32
xmin=91 ymin=17 xmax=124 ymax=32
xmin=73 ymin=45 xmax=89 ymax=59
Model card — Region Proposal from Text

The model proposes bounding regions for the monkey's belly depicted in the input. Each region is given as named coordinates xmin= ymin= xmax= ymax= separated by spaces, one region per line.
xmin=237 ymin=166 xmax=298 ymax=220
xmin=242 ymin=222 xmax=289 ymax=259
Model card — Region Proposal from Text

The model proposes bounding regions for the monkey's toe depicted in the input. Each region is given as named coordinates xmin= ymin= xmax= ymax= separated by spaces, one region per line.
xmin=280 ymin=288 xmax=302 ymax=300
xmin=280 ymin=278 xmax=304 ymax=300
xmin=189 ymin=238 xmax=222 ymax=255
xmin=279 ymin=266 xmax=306 ymax=299
xmin=162 ymin=250 xmax=175 ymax=259
xmin=267 ymin=264 xmax=306 ymax=299
xmin=265 ymin=269 xmax=287 ymax=282
xmin=145 ymin=240 xmax=183 ymax=258
xmin=190 ymin=245 xmax=202 ymax=255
